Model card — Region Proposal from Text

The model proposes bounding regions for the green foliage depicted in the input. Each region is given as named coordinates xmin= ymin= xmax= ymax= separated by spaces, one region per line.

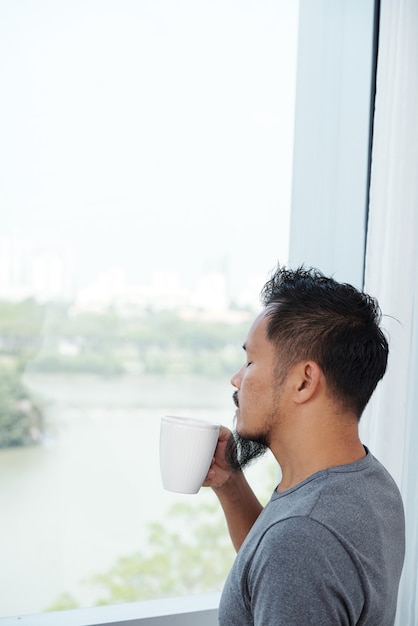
xmin=0 ymin=366 xmax=44 ymax=448
xmin=45 ymin=498 xmax=235 ymax=610
xmin=28 ymin=351 xmax=125 ymax=376
xmin=44 ymin=461 xmax=278 ymax=612
xmin=44 ymin=593 xmax=79 ymax=611
xmin=0 ymin=299 xmax=45 ymax=337
xmin=0 ymin=300 xmax=250 ymax=377
xmin=0 ymin=300 xmax=46 ymax=446
xmin=0 ymin=300 xmax=249 ymax=447
xmin=0 ymin=299 xmax=45 ymax=365
xmin=92 ymin=500 xmax=235 ymax=605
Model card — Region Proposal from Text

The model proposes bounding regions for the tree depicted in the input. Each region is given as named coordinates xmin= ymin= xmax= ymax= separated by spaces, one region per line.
xmin=45 ymin=499 xmax=235 ymax=610
xmin=0 ymin=366 xmax=44 ymax=448
xmin=45 ymin=458 xmax=278 ymax=612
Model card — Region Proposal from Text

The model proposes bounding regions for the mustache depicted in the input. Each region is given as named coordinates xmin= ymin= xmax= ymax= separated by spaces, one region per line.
xmin=232 ymin=390 xmax=239 ymax=408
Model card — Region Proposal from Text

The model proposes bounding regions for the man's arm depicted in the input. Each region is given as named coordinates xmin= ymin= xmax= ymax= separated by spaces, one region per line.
xmin=203 ymin=426 xmax=263 ymax=552
xmin=248 ymin=517 xmax=363 ymax=625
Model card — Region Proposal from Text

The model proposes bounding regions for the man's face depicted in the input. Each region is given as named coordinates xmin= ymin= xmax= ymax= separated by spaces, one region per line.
xmin=228 ymin=311 xmax=285 ymax=468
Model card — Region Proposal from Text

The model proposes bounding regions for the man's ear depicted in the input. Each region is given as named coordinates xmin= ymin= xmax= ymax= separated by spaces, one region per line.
xmin=291 ymin=361 xmax=322 ymax=404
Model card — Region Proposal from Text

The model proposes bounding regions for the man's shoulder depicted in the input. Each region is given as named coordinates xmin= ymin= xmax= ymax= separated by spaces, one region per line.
xmin=268 ymin=450 xmax=402 ymax=519
xmin=311 ymin=451 xmax=404 ymax=528
xmin=253 ymin=450 xmax=404 ymax=556
xmin=254 ymin=514 xmax=345 ymax=556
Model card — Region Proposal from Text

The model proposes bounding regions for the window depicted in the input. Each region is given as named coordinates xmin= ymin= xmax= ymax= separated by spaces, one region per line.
xmin=0 ymin=0 xmax=298 ymax=616
xmin=6 ymin=1 xmax=413 ymax=625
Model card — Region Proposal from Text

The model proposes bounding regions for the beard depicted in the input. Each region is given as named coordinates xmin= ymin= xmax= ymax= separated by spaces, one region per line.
xmin=227 ymin=390 xmax=271 ymax=470
xmin=225 ymin=426 xmax=269 ymax=471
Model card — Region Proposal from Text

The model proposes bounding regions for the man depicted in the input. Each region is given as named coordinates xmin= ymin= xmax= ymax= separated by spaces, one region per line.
xmin=204 ymin=266 xmax=405 ymax=625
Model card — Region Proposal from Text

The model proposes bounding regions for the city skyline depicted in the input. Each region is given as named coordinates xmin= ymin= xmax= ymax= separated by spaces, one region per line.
xmin=0 ymin=233 xmax=270 ymax=315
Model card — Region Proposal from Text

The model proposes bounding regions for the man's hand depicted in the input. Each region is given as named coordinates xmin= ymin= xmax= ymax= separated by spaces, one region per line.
xmin=202 ymin=425 xmax=263 ymax=551
xmin=203 ymin=425 xmax=236 ymax=490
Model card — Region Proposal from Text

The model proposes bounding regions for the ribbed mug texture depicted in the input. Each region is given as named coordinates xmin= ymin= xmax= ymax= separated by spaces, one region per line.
xmin=160 ymin=416 xmax=220 ymax=494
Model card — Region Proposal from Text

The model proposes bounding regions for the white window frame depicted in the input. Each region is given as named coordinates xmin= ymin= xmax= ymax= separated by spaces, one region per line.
xmin=0 ymin=594 xmax=220 ymax=626
xmin=289 ymin=0 xmax=378 ymax=288
xmin=0 ymin=1 xmax=379 ymax=624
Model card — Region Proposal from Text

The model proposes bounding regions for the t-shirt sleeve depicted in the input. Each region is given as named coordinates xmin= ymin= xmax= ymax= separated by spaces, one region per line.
xmin=247 ymin=516 xmax=364 ymax=626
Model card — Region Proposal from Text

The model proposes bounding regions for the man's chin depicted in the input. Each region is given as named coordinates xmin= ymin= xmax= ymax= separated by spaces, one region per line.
xmin=225 ymin=430 xmax=269 ymax=471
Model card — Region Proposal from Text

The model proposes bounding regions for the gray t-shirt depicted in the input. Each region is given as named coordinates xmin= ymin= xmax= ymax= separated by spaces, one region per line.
xmin=219 ymin=450 xmax=405 ymax=625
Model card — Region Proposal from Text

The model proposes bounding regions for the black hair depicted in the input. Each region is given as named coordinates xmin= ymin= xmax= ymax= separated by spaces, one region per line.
xmin=260 ymin=265 xmax=388 ymax=418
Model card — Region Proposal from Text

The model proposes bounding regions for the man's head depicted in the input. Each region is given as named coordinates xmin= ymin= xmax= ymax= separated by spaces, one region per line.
xmin=260 ymin=265 xmax=388 ymax=418
xmin=226 ymin=265 xmax=388 ymax=471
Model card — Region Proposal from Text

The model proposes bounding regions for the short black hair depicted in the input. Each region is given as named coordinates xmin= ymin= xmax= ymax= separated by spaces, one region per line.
xmin=260 ymin=265 xmax=388 ymax=418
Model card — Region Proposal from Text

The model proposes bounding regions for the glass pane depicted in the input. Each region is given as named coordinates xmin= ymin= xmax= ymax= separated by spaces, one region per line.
xmin=0 ymin=0 xmax=298 ymax=615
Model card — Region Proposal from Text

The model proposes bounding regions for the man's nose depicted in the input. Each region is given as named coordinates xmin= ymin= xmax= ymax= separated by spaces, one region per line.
xmin=231 ymin=364 xmax=244 ymax=389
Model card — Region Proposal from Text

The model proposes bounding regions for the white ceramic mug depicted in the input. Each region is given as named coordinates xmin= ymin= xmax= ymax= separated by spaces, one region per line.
xmin=159 ymin=415 xmax=220 ymax=494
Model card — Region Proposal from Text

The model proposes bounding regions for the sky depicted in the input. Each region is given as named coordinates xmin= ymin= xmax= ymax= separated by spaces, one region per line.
xmin=0 ymin=0 xmax=299 ymax=300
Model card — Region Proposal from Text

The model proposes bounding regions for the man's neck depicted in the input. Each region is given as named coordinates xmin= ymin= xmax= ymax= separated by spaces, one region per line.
xmin=272 ymin=419 xmax=365 ymax=493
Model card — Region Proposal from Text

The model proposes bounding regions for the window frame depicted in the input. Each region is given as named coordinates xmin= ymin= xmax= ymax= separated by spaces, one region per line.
xmin=0 ymin=593 xmax=220 ymax=626
xmin=289 ymin=0 xmax=378 ymax=289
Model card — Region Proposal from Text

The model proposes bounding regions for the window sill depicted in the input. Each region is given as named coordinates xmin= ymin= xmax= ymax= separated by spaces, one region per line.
xmin=0 ymin=592 xmax=221 ymax=626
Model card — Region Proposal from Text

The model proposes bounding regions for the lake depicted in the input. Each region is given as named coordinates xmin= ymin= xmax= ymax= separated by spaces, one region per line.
xmin=0 ymin=373 xmax=276 ymax=617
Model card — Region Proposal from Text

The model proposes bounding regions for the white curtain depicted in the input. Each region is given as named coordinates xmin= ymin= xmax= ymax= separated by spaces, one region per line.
xmin=361 ymin=0 xmax=418 ymax=623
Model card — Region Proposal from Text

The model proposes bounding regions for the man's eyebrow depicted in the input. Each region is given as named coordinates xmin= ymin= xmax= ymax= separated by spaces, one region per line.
xmin=242 ymin=343 xmax=247 ymax=351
